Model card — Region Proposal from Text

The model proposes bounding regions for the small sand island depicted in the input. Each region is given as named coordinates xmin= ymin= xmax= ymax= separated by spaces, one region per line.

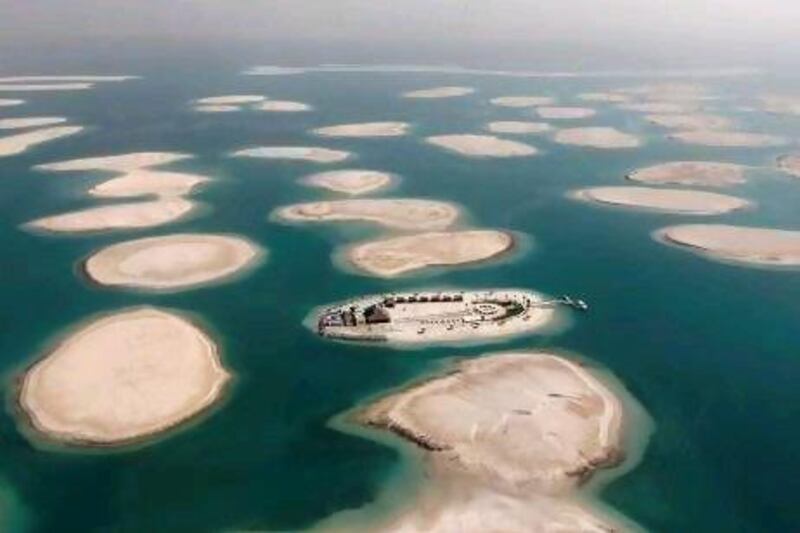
xmin=254 ymin=100 xmax=311 ymax=112
xmin=620 ymin=83 xmax=708 ymax=101
xmin=347 ymin=230 xmax=513 ymax=277
xmin=760 ymin=95 xmax=800 ymax=116
xmin=536 ymin=106 xmax=596 ymax=119
xmin=0 ymin=83 xmax=93 ymax=91
xmin=554 ymin=127 xmax=641 ymax=149
xmin=27 ymin=198 xmax=197 ymax=233
xmin=572 ymin=186 xmax=749 ymax=215
xmin=0 ymin=117 xmax=67 ymax=130
xmin=37 ymin=152 xmax=191 ymax=172
xmin=349 ymin=351 xmax=634 ymax=531
xmin=426 ymin=134 xmax=538 ymax=157
xmin=486 ymin=121 xmax=552 ymax=134
xmin=275 ymin=198 xmax=458 ymax=231
xmin=627 ymin=161 xmax=747 ymax=188
xmin=302 ymin=169 xmax=394 ymax=195
xmin=402 ymin=86 xmax=474 ymax=99
xmin=489 ymin=96 xmax=555 ymax=108
xmin=194 ymin=95 xmax=265 ymax=105
xmin=618 ymin=102 xmax=697 ymax=114
xmin=233 ymin=146 xmax=351 ymax=163
xmin=84 ymin=233 xmax=262 ymax=291
xmin=313 ymin=121 xmax=410 ymax=138
xmin=0 ymin=126 xmax=83 ymax=157
xmin=657 ymin=224 xmax=800 ymax=267
xmin=18 ymin=307 xmax=230 ymax=446
xmin=315 ymin=290 xmax=583 ymax=344
xmin=0 ymin=98 xmax=24 ymax=106
xmin=669 ymin=130 xmax=787 ymax=147
xmin=578 ymin=92 xmax=629 ymax=103
xmin=777 ymin=154 xmax=800 ymax=177
xmin=646 ymin=113 xmax=733 ymax=130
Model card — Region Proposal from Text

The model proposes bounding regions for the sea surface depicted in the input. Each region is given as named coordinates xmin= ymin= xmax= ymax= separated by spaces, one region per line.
xmin=0 ymin=51 xmax=799 ymax=532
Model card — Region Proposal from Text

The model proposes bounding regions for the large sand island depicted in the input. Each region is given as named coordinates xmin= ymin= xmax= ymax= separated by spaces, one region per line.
xmin=0 ymin=126 xmax=83 ymax=157
xmin=313 ymin=122 xmax=410 ymax=138
xmin=84 ymin=233 xmax=263 ymax=291
xmin=402 ymin=86 xmax=474 ymax=99
xmin=627 ymin=161 xmax=747 ymax=188
xmin=302 ymin=169 xmax=394 ymax=195
xmin=489 ymin=96 xmax=555 ymax=107
xmin=37 ymin=152 xmax=191 ymax=172
xmin=18 ymin=308 xmax=230 ymax=446
xmin=646 ymin=113 xmax=733 ymax=130
xmin=27 ymin=198 xmax=197 ymax=233
xmin=657 ymin=224 xmax=800 ymax=267
xmin=670 ymin=130 xmax=787 ymax=147
xmin=346 ymin=230 xmax=513 ymax=277
xmin=536 ymin=106 xmax=596 ymax=119
xmin=0 ymin=117 xmax=67 ymax=130
xmin=426 ymin=134 xmax=538 ymax=157
xmin=572 ymin=186 xmax=749 ymax=215
xmin=554 ymin=127 xmax=641 ymax=149
xmin=233 ymin=146 xmax=351 ymax=163
xmin=777 ymin=154 xmax=800 ymax=177
xmin=274 ymin=199 xmax=458 ymax=231
xmin=486 ymin=121 xmax=552 ymax=134
xmin=348 ymin=351 xmax=634 ymax=531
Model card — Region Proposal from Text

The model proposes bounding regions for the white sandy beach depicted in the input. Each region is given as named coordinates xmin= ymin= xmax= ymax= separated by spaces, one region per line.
xmin=302 ymin=170 xmax=394 ymax=195
xmin=554 ymin=127 xmax=641 ymax=149
xmin=84 ymin=233 xmax=262 ymax=290
xmin=572 ymin=186 xmax=749 ymax=215
xmin=627 ymin=161 xmax=747 ymax=188
xmin=486 ymin=121 xmax=552 ymax=134
xmin=275 ymin=199 xmax=459 ymax=231
xmin=233 ymin=146 xmax=351 ymax=163
xmin=536 ymin=106 xmax=596 ymax=119
xmin=489 ymin=96 xmax=555 ymax=107
xmin=0 ymin=117 xmax=67 ymax=130
xmin=313 ymin=122 xmax=410 ymax=138
xmin=402 ymin=86 xmax=474 ymax=99
xmin=0 ymin=126 xmax=83 ymax=157
xmin=347 ymin=230 xmax=513 ymax=277
xmin=669 ymin=130 xmax=787 ymax=147
xmin=426 ymin=134 xmax=538 ymax=157
xmin=646 ymin=113 xmax=733 ymax=130
xmin=18 ymin=308 xmax=230 ymax=445
xmin=777 ymin=154 xmax=800 ymax=177
xmin=254 ymin=100 xmax=311 ymax=112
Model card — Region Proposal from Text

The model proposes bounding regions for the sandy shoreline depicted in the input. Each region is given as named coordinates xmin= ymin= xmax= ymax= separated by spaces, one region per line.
xmin=554 ymin=127 xmax=641 ymax=149
xmin=302 ymin=170 xmax=394 ymax=195
xmin=572 ymin=186 xmax=749 ymax=215
xmin=0 ymin=126 xmax=83 ymax=157
xmin=426 ymin=134 xmax=538 ymax=157
xmin=627 ymin=161 xmax=747 ymax=188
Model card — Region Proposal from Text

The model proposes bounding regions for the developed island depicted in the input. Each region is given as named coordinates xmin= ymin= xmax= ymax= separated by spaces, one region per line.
xmin=571 ymin=186 xmax=749 ymax=215
xmin=669 ymin=130 xmax=787 ymax=147
xmin=233 ymin=146 xmax=351 ymax=163
xmin=554 ymin=127 xmax=641 ymax=149
xmin=301 ymin=169 xmax=394 ymax=195
xmin=18 ymin=307 xmax=230 ymax=446
xmin=426 ymin=134 xmax=538 ymax=157
xmin=656 ymin=224 xmax=800 ymax=267
xmin=627 ymin=161 xmax=747 ymax=188
xmin=313 ymin=121 xmax=410 ymax=138
xmin=777 ymin=154 xmax=800 ymax=177
xmin=0 ymin=126 xmax=83 ymax=157
xmin=489 ymin=96 xmax=555 ymax=107
xmin=346 ymin=230 xmax=513 ymax=277
xmin=535 ymin=106 xmax=596 ymax=119
xmin=402 ymin=86 xmax=474 ymax=99
xmin=486 ymin=121 xmax=552 ymax=134
xmin=83 ymin=233 xmax=263 ymax=291
xmin=315 ymin=289 xmax=586 ymax=344
xmin=274 ymin=198 xmax=459 ymax=231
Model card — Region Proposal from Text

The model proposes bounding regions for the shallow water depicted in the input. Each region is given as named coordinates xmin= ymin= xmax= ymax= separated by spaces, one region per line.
xmin=1 ymin=53 xmax=799 ymax=532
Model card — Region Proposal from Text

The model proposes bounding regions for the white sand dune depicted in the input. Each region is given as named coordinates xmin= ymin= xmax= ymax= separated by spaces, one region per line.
xmin=670 ymin=130 xmax=787 ymax=147
xmin=572 ymin=186 xmax=749 ymax=215
xmin=0 ymin=126 xmax=83 ymax=157
xmin=777 ymin=154 xmax=800 ymax=177
xmin=84 ymin=233 xmax=262 ymax=290
xmin=490 ymin=96 xmax=555 ymax=107
xmin=233 ymin=146 xmax=351 ymax=163
xmin=37 ymin=152 xmax=191 ymax=172
xmin=313 ymin=122 xmax=410 ymax=138
xmin=403 ymin=86 xmax=474 ymax=99
xmin=18 ymin=308 xmax=229 ymax=445
xmin=486 ymin=121 xmax=552 ymax=134
xmin=254 ymin=100 xmax=311 ymax=112
xmin=426 ymin=134 xmax=538 ymax=157
xmin=0 ymin=98 xmax=25 ymax=106
xmin=0 ymin=117 xmax=68 ymax=130
xmin=554 ymin=127 xmax=641 ymax=149
xmin=627 ymin=161 xmax=747 ymax=188
xmin=646 ymin=114 xmax=733 ymax=130
xmin=302 ymin=169 xmax=394 ymax=195
xmin=536 ymin=106 xmax=596 ymax=119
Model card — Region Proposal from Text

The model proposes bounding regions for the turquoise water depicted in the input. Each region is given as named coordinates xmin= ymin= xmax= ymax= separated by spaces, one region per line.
xmin=1 ymin=56 xmax=799 ymax=532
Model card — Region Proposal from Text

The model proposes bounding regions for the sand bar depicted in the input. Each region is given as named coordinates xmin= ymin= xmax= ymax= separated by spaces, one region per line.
xmin=302 ymin=169 xmax=394 ymax=195
xmin=572 ymin=186 xmax=749 ymax=215
xmin=426 ymin=134 xmax=538 ymax=157
xmin=536 ymin=106 xmax=596 ymax=119
xmin=554 ymin=127 xmax=641 ymax=149
xmin=89 ymin=170 xmax=208 ymax=199
xmin=627 ymin=161 xmax=747 ymax=188
xmin=18 ymin=308 xmax=229 ymax=446
xmin=403 ymin=86 xmax=474 ymax=99
xmin=618 ymin=102 xmax=697 ymax=114
xmin=646 ymin=113 xmax=733 ymax=130
xmin=490 ymin=96 xmax=555 ymax=107
xmin=0 ymin=83 xmax=94 ymax=91
xmin=777 ymin=154 xmax=800 ymax=177
xmin=347 ymin=230 xmax=513 ymax=277
xmin=233 ymin=146 xmax=351 ymax=163
xmin=254 ymin=100 xmax=311 ymax=112
xmin=194 ymin=95 xmax=266 ymax=105
xmin=578 ymin=92 xmax=629 ymax=103
xmin=84 ymin=233 xmax=262 ymax=290
xmin=657 ymin=224 xmax=800 ymax=267
xmin=0 ymin=117 xmax=67 ymax=130
xmin=27 ymin=198 xmax=196 ymax=233
xmin=313 ymin=122 xmax=410 ymax=138
xmin=486 ymin=121 xmax=552 ymax=134
xmin=275 ymin=198 xmax=458 ymax=231
xmin=670 ymin=130 xmax=787 ymax=147
xmin=0 ymin=98 xmax=24 ymax=106
xmin=37 ymin=152 xmax=191 ymax=172
xmin=0 ymin=126 xmax=83 ymax=157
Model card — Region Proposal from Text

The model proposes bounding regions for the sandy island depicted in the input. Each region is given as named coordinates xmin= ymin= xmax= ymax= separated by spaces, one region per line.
xmin=760 ymin=95 xmax=800 ymax=116
xmin=777 ymin=154 xmax=800 ymax=178
xmin=302 ymin=170 xmax=394 ymax=195
xmin=27 ymin=198 xmax=197 ymax=233
xmin=578 ymin=92 xmax=630 ymax=103
xmin=627 ymin=161 xmax=747 ymax=188
xmin=194 ymin=95 xmax=265 ymax=105
xmin=486 ymin=121 xmax=552 ymax=135
xmin=0 ymin=98 xmax=24 ymax=106
xmin=37 ymin=152 xmax=191 ymax=172
xmin=620 ymin=83 xmax=708 ymax=101
xmin=657 ymin=224 xmax=800 ymax=267
xmin=572 ymin=186 xmax=749 ymax=215
xmin=18 ymin=307 xmax=230 ymax=446
xmin=536 ymin=106 xmax=596 ymax=119
xmin=350 ymin=351 xmax=631 ymax=531
xmin=84 ymin=233 xmax=262 ymax=290
xmin=618 ymin=102 xmax=697 ymax=114
xmin=489 ymin=96 xmax=555 ymax=108
xmin=403 ymin=86 xmax=474 ymax=99
xmin=0 ymin=83 xmax=94 ymax=91
xmin=554 ymin=127 xmax=641 ymax=149
xmin=669 ymin=130 xmax=787 ymax=147
xmin=194 ymin=105 xmax=240 ymax=113
xmin=426 ymin=134 xmax=538 ymax=157
xmin=347 ymin=230 xmax=513 ymax=277
xmin=0 ymin=126 xmax=83 ymax=157
xmin=254 ymin=100 xmax=311 ymax=112
xmin=0 ymin=117 xmax=67 ymax=130
xmin=275 ymin=199 xmax=458 ymax=231
xmin=313 ymin=122 xmax=410 ymax=138
xmin=233 ymin=146 xmax=351 ymax=163
xmin=646 ymin=113 xmax=733 ymax=130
